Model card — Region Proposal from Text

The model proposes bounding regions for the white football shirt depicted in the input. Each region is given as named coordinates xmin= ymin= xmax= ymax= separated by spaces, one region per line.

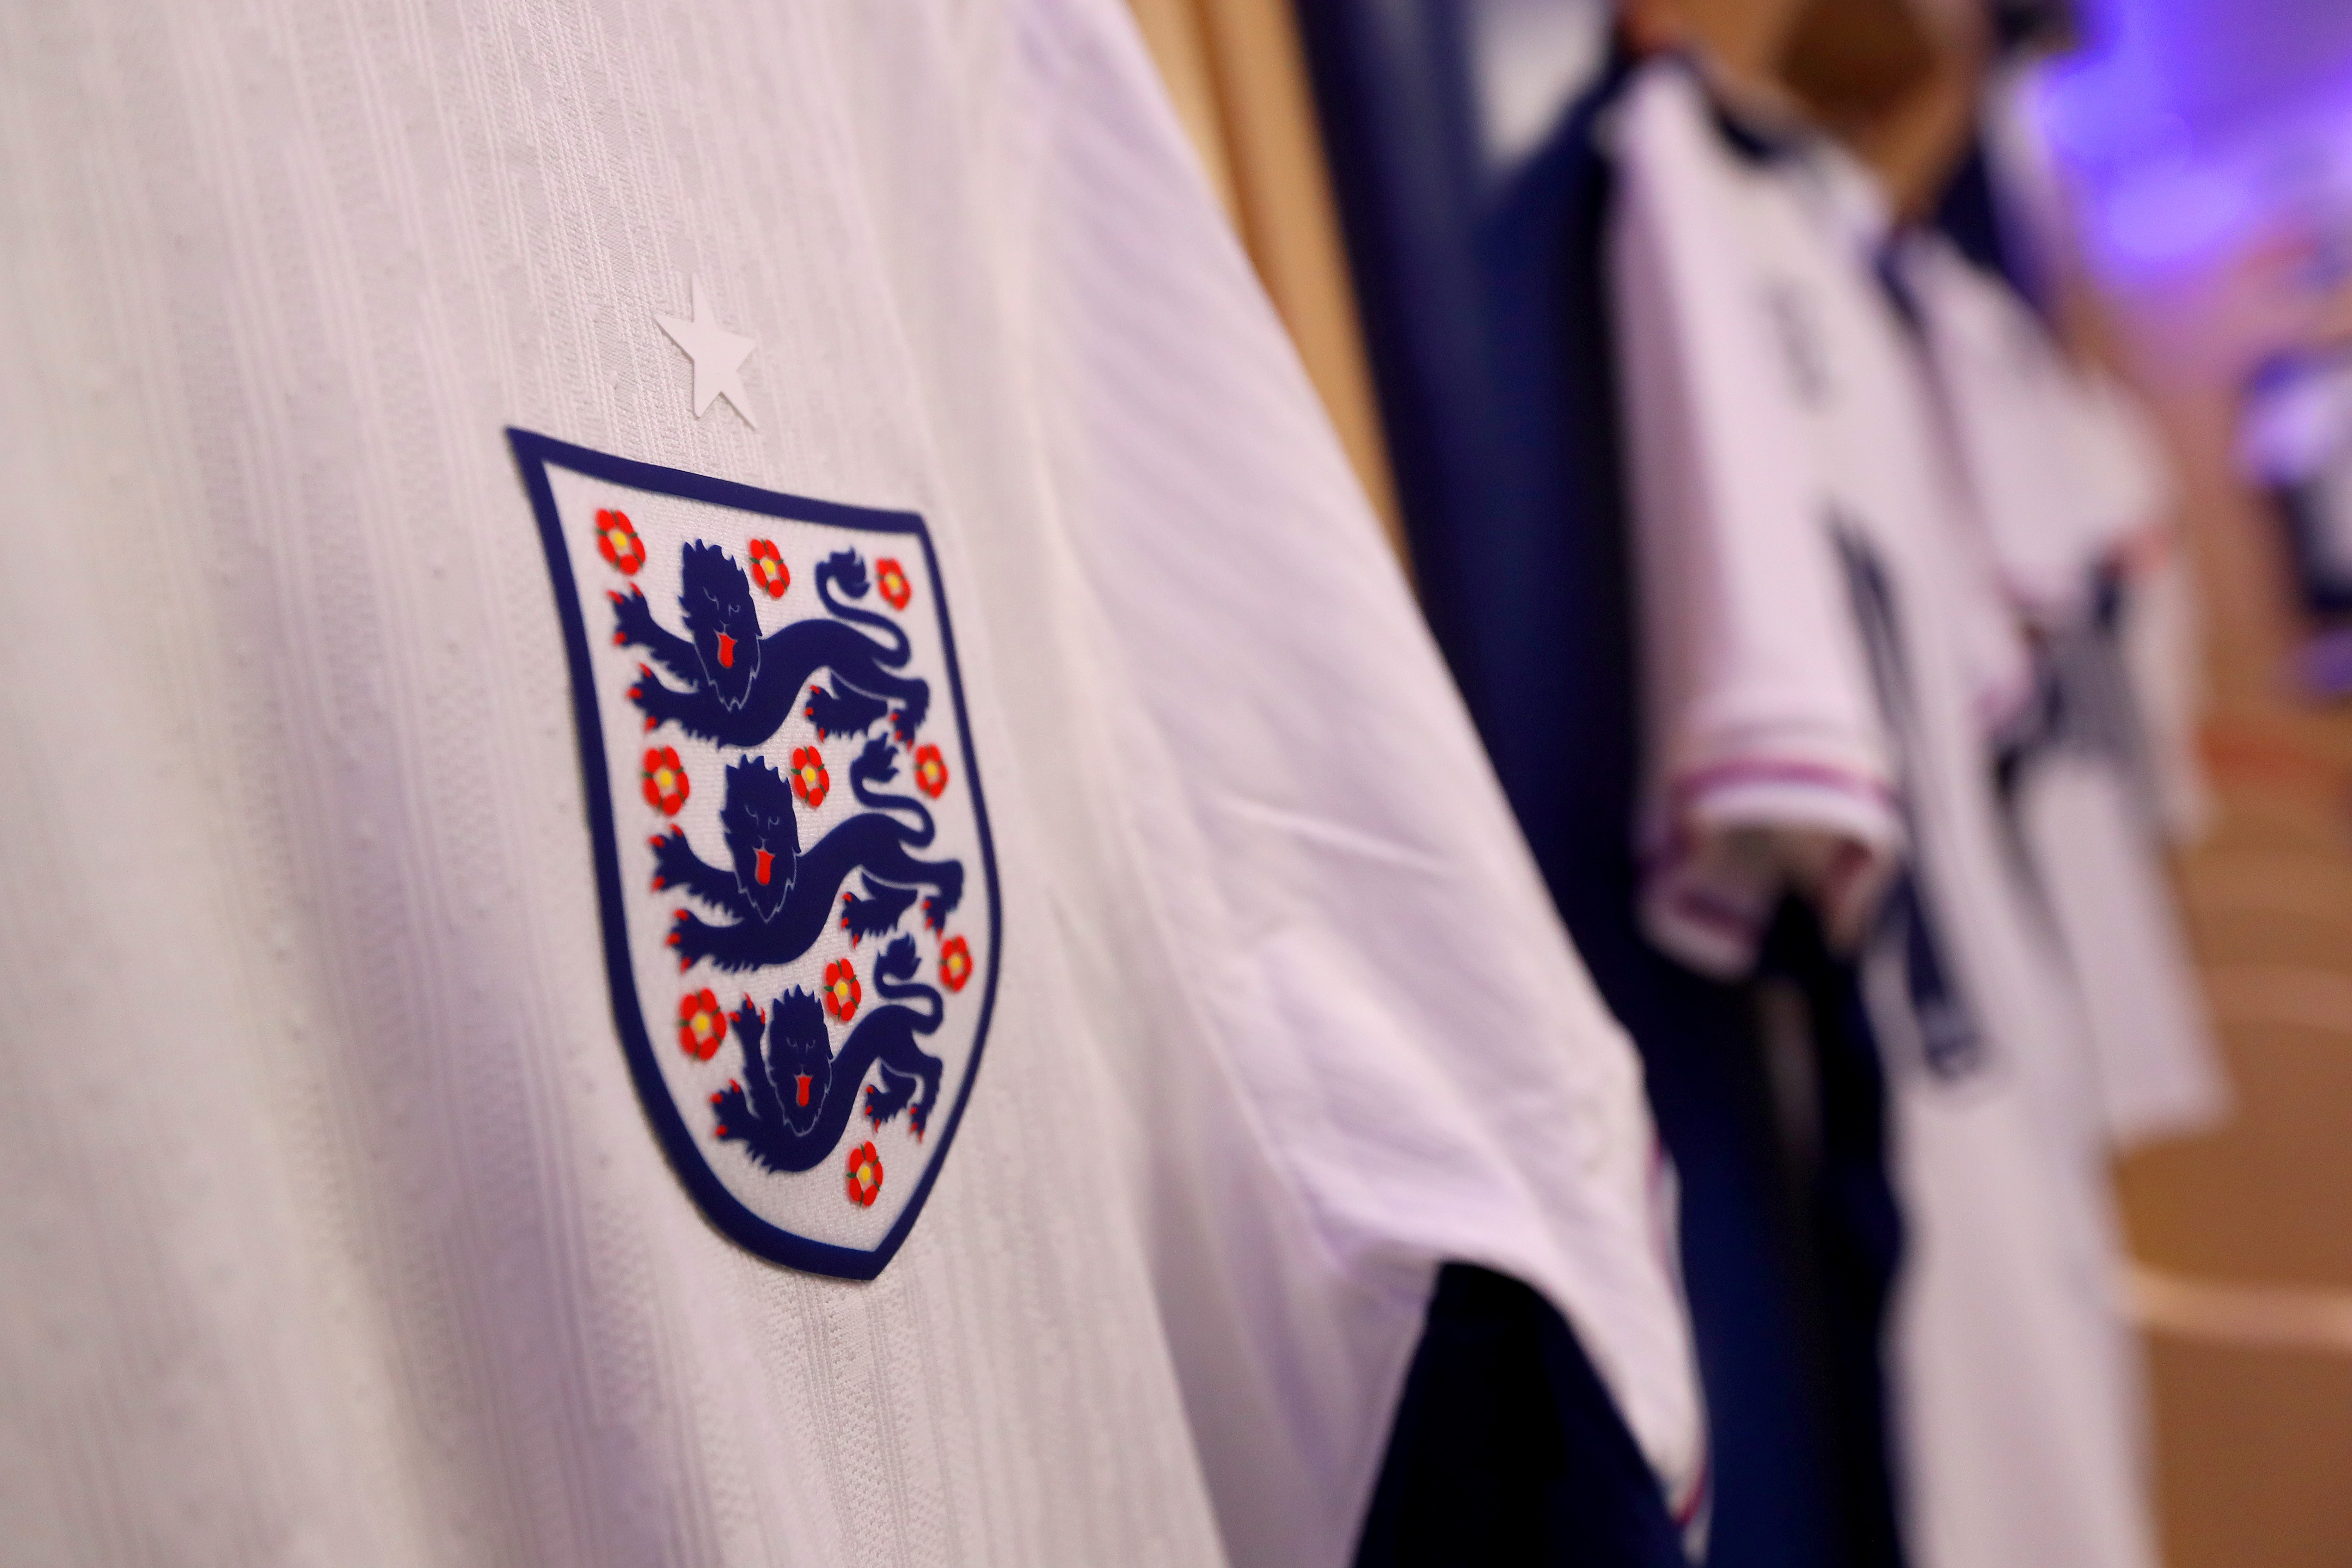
xmin=1897 ymin=232 xmax=2226 ymax=1150
xmin=1608 ymin=60 xmax=2158 ymax=1568
xmin=0 ymin=2 xmax=1702 ymax=1565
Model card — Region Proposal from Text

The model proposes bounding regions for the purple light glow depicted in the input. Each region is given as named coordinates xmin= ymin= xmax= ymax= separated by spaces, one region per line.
xmin=2031 ymin=0 xmax=2352 ymax=279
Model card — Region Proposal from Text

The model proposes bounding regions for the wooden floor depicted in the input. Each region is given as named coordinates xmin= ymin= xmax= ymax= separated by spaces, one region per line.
xmin=2109 ymin=265 xmax=2352 ymax=1568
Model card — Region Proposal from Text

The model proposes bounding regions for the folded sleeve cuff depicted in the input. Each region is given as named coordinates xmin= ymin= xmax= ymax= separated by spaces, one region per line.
xmin=1641 ymin=760 xmax=1905 ymax=977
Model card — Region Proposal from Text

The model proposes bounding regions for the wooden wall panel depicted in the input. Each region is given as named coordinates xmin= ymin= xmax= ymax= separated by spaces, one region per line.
xmin=1121 ymin=0 xmax=1407 ymax=564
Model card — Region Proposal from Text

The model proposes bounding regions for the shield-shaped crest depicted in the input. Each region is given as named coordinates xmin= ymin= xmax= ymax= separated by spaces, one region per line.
xmin=510 ymin=429 xmax=1000 ymax=1279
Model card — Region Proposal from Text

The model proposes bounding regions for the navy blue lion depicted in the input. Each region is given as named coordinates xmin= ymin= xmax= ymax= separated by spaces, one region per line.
xmin=614 ymin=543 xmax=929 ymax=749
xmin=652 ymin=733 xmax=963 ymax=973
xmin=708 ymin=934 xmax=949 ymax=1170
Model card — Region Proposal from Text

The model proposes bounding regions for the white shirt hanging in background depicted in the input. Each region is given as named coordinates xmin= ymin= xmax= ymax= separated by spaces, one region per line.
xmin=1897 ymin=233 xmax=2226 ymax=1150
xmin=1608 ymin=59 xmax=2159 ymax=1568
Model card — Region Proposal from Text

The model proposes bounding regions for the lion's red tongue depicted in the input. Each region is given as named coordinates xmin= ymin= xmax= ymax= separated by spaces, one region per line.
xmin=717 ymin=633 xmax=736 ymax=668
xmin=755 ymin=848 xmax=774 ymax=885
xmin=794 ymin=1074 xmax=812 ymax=1108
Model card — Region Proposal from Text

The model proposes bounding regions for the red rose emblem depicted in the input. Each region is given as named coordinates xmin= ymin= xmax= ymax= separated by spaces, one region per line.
xmin=912 ymin=743 xmax=949 ymax=800
xmin=790 ymin=746 xmax=830 ymax=809
xmin=747 ymin=538 xmax=790 ymax=598
xmin=845 ymin=1140 xmax=884 ymax=1207
xmin=595 ymin=508 xmax=646 ymax=575
xmin=823 ymin=958 xmax=862 ymax=1023
xmin=938 ymin=935 xmax=974 ymax=993
xmin=677 ymin=989 xmax=728 ymax=1060
xmin=875 ymin=557 xmax=912 ymax=611
xmin=641 ymin=747 xmax=690 ymax=815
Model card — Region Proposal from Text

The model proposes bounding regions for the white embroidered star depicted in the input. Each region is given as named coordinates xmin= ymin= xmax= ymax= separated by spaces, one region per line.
xmin=655 ymin=276 xmax=757 ymax=428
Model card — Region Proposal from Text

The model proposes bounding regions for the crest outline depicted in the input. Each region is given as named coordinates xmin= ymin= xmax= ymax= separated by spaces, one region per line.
xmin=510 ymin=427 xmax=1001 ymax=1279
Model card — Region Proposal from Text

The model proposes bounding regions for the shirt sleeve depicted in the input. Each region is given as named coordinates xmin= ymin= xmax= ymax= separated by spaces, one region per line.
xmin=1608 ymin=62 xmax=1902 ymax=978
xmin=1011 ymin=7 xmax=1711 ymax=1555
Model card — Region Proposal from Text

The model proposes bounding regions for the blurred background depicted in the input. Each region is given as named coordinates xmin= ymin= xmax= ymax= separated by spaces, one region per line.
xmin=1115 ymin=1 xmax=2352 ymax=1564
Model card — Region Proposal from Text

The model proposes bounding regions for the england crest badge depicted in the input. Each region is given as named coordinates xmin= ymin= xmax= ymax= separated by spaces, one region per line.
xmin=510 ymin=429 xmax=1000 ymax=1279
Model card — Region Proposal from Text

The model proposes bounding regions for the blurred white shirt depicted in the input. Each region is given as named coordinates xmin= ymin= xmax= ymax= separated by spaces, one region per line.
xmin=1897 ymin=232 xmax=2226 ymax=1151
xmin=1608 ymin=58 xmax=2159 ymax=1568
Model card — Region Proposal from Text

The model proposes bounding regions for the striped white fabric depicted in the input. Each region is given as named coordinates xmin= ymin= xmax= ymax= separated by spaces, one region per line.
xmin=0 ymin=2 xmax=1701 ymax=1565
xmin=1018 ymin=6 xmax=1706 ymax=1554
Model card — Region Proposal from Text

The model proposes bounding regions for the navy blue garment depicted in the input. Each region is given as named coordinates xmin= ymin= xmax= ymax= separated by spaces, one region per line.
xmin=1292 ymin=12 xmax=1906 ymax=1564
xmin=1753 ymin=901 xmax=1908 ymax=1568
xmin=1931 ymin=135 xmax=2043 ymax=317
xmin=1354 ymin=1265 xmax=1688 ymax=1568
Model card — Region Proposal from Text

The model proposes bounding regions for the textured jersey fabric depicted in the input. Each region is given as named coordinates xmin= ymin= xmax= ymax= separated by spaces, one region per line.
xmin=1897 ymin=233 xmax=2226 ymax=1151
xmin=927 ymin=7 xmax=1707 ymax=1556
xmin=1607 ymin=60 xmax=2158 ymax=1568
xmin=0 ymin=3 xmax=1700 ymax=1566
xmin=0 ymin=4 xmax=1231 ymax=1565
